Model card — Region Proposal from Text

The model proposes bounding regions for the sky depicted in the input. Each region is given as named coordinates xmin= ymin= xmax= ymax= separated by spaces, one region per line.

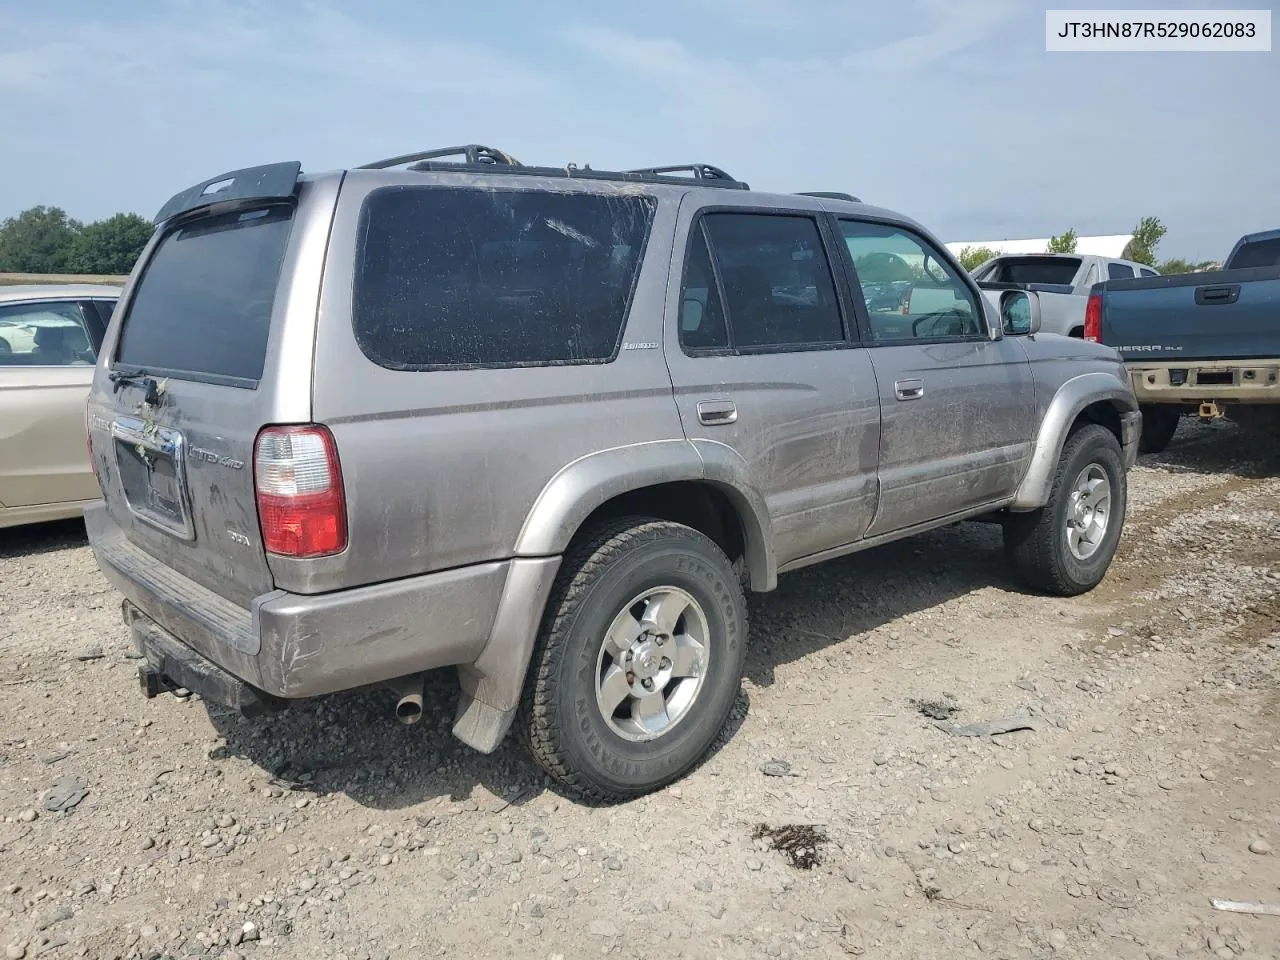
xmin=1 ymin=0 xmax=1276 ymax=261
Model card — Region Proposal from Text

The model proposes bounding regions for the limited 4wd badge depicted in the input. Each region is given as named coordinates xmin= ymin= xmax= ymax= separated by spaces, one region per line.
xmin=189 ymin=447 xmax=245 ymax=470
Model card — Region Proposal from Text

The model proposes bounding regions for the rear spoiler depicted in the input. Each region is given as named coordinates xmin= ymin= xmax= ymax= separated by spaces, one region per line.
xmin=154 ymin=161 xmax=302 ymax=225
xmin=973 ymin=280 xmax=1074 ymax=295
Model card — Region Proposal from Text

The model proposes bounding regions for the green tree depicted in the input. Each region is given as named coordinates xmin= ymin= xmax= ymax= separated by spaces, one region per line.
xmin=957 ymin=245 xmax=998 ymax=271
xmin=0 ymin=206 xmax=82 ymax=273
xmin=1046 ymin=228 xmax=1078 ymax=254
xmin=1156 ymin=257 xmax=1217 ymax=275
xmin=67 ymin=213 xmax=154 ymax=274
xmin=1122 ymin=216 xmax=1167 ymax=266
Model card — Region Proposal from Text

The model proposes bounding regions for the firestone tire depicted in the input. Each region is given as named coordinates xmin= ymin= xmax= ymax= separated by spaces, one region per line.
xmin=1003 ymin=424 xmax=1127 ymax=597
xmin=520 ymin=517 xmax=747 ymax=803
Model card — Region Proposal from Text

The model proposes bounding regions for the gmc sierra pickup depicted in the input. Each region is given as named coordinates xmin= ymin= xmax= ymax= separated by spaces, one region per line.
xmin=1087 ymin=228 xmax=1280 ymax=452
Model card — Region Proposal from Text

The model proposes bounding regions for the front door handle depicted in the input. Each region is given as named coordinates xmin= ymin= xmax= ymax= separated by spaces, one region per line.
xmin=697 ymin=399 xmax=738 ymax=426
xmin=894 ymin=379 xmax=924 ymax=401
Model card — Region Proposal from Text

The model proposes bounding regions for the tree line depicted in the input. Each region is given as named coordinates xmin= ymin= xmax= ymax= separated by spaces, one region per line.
xmin=956 ymin=216 xmax=1219 ymax=276
xmin=0 ymin=206 xmax=153 ymax=276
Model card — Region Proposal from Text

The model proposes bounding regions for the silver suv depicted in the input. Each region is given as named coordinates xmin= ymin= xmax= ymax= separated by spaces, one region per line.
xmin=85 ymin=145 xmax=1141 ymax=802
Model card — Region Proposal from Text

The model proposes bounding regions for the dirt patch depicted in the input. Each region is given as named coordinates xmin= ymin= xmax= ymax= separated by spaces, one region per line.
xmin=752 ymin=823 xmax=828 ymax=870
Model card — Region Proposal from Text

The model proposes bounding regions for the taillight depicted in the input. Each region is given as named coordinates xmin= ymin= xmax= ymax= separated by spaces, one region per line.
xmin=253 ymin=425 xmax=347 ymax=558
xmin=901 ymin=289 xmax=912 ymax=315
xmin=1084 ymin=293 xmax=1102 ymax=342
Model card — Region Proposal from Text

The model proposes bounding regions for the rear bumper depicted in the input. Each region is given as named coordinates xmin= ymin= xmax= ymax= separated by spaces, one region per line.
xmin=85 ymin=502 xmax=541 ymax=701
xmin=1127 ymin=359 xmax=1280 ymax=405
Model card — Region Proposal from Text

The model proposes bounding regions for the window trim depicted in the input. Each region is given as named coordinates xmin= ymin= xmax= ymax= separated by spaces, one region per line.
xmin=351 ymin=183 xmax=657 ymax=373
xmin=833 ymin=214 xmax=993 ymax=347
xmin=676 ymin=206 xmax=856 ymax=358
xmin=0 ymin=299 xmax=103 ymax=370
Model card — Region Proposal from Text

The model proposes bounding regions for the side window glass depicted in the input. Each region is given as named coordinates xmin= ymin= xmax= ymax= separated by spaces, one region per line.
xmin=0 ymin=302 xmax=97 ymax=367
xmin=1139 ymin=268 xmax=1158 ymax=278
xmin=839 ymin=221 xmax=982 ymax=342
xmin=678 ymin=226 xmax=730 ymax=351
xmin=1107 ymin=262 xmax=1135 ymax=280
xmin=701 ymin=213 xmax=844 ymax=350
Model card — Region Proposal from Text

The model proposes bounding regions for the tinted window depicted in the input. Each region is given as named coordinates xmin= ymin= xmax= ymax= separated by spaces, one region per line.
xmin=117 ymin=207 xmax=292 ymax=383
xmin=1139 ymin=268 xmax=1158 ymax=278
xmin=678 ymin=227 xmax=730 ymax=350
xmin=990 ymin=257 xmax=1081 ymax=285
xmin=698 ymin=213 xmax=843 ymax=350
xmin=1108 ymin=263 xmax=1135 ymax=280
xmin=0 ymin=301 xmax=97 ymax=367
xmin=840 ymin=221 xmax=982 ymax=342
xmin=354 ymin=187 xmax=654 ymax=369
xmin=1230 ymin=238 xmax=1280 ymax=269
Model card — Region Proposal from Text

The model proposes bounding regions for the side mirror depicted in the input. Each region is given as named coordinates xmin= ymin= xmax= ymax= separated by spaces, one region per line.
xmin=1000 ymin=290 xmax=1041 ymax=336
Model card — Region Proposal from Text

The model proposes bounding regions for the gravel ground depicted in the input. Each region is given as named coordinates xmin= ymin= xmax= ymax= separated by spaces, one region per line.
xmin=2 ymin=420 xmax=1278 ymax=960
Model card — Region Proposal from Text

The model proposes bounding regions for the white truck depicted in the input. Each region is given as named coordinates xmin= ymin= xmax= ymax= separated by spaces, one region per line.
xmin=970 ymin=253 xmax=1158 ymax=338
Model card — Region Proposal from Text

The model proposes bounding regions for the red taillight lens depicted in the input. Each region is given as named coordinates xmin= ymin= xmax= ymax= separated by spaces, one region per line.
xmin=253 ymin=425 xmax=347 ymax=558
xmin=1084 ymin=293 xmax=1102 ymax=342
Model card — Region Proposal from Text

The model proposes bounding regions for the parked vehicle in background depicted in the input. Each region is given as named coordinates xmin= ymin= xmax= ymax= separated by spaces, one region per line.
xmin=970 ymin=253 xmax=1158 ymax=338
xmin=85 ymin=146 xmax=1140 ymax=803
xmin=1087 ymin=228 xmax=1280 ymax=453
xmin=0 ymin=284 xmax=118 ymax=528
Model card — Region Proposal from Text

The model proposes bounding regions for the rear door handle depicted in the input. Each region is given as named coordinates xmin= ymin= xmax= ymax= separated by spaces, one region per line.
xmin=894 ymin=379 xmax=924 ymax=401
xmin=1195 ymin=284 xmax=1240 ymax=306
xmin=696 ymin=399 xmax=738 ymax=426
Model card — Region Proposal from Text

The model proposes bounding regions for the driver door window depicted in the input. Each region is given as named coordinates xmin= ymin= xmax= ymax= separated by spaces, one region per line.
xmin=838 ymin=221 xmax=985 ymax=343
xmin=0 ymin=301 xmax=98 ymax=367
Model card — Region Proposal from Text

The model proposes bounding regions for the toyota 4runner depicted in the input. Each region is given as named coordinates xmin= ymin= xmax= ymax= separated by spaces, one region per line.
xmin=84 ymin=145 xmax=1141 ymax=802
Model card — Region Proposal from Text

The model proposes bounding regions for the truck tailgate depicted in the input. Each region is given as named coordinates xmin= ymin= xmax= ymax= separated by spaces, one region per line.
xmin=1100 ymin=266 xmax=1280 ymax=362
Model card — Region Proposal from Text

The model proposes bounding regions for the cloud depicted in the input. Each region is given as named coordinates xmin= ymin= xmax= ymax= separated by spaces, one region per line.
xmin=839 ymin=0 xmax=1023 ymax=73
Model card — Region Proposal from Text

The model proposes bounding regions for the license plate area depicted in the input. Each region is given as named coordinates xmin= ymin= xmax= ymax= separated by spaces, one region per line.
xmin=112 ymin=416 xmax=196 ymax=540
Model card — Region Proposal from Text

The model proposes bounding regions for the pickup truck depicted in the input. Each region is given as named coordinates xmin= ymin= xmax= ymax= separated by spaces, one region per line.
xmin=970 ymin=253 xmax=1159 ymax=338
xmin=1086 ymin=228 xmax=1280 ymax=452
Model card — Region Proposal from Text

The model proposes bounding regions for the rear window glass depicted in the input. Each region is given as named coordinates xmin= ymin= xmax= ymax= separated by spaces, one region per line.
xmin=116 ymin=207 xmax=293 ymax=384
xmin=353 ymin=186 xmax=655 ymax=369
xmin=1231 ymin=238 xmax=1280 ymax=269
xmin=990 ymin=257 xmax=1081 ymax=285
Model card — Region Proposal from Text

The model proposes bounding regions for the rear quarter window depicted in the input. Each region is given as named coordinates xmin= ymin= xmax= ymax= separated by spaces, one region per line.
xmin=352 ymin=186 xmax=655 ymax=369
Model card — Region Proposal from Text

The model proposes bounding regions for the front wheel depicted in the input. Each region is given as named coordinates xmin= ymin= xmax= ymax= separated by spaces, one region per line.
xmin=1003 ymin=424 xmax=1127 ymax=596
xmin=520 ymin=517 xmax=747 ymax=803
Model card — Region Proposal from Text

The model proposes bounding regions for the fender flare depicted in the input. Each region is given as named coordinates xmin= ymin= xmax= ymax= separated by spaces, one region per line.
xmin=513 ymin=438 xmax=776 ymax=590
xmin=1010 ymin=372 xmax=1139 ymax=511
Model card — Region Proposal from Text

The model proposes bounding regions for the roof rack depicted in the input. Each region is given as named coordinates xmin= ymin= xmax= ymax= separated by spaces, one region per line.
xmin=796 ymin=191 xmax=862 ymax=203
xmin=625 ymin=163 xmax=741 ymax=184
xmin=352 ymin=147 xmax=749 ymax=190
xmin=358 ymin=144 xmax=522 ymax=171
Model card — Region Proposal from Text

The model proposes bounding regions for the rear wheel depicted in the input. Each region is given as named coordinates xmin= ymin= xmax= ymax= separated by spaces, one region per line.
xmin=1138 ymin=404 xmax=1180 ymax=454
xmin=1003 ymin=424 xmax=1127 ymax=596
xmin=521 ymin=518 xmax=747 ymax=802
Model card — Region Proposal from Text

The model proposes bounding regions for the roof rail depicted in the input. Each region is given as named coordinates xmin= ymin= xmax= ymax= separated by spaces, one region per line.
xmin=796 ymin=191 xmax=862 ymax=203
xmin=358 ymin=144 xmax=521 ymax=171
xmin=626 ymin=163 xmax=741 ymax=184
